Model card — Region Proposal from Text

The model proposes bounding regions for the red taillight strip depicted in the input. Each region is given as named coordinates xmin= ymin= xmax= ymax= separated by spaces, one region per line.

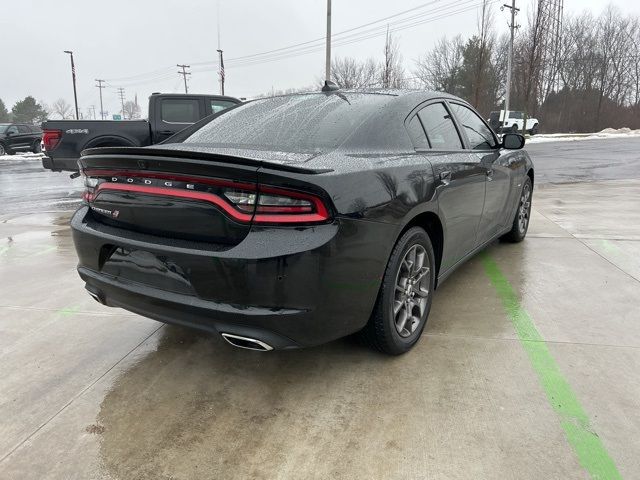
xmin=94 ymin=183 xmax=253 ymax=223
xmin=257 ymin=185 xmax=330 ymax=222
xmin=83 ymin=169 xmax=256 ymax=191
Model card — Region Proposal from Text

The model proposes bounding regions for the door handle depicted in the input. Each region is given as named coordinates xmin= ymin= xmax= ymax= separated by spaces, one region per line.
xmin=158 ymin=130 xmax=174 ymax=135
xmin=439 ymin=170 xmax=451 ymax=185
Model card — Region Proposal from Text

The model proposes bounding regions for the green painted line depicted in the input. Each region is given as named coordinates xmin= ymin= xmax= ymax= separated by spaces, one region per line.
xmin=57 ymin=306 xmax=80 ymax=317
xmin=481 ymin=252 xmax=622 ymax=480
xmin=599 ymin=239 xmax=621 ymax=255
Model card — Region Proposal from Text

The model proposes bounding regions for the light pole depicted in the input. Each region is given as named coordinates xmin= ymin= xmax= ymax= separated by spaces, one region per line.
xmin=64 ymin=50 xmax=79 ymax=120
xmin=325 ymin=0 xmax=332 ymax=85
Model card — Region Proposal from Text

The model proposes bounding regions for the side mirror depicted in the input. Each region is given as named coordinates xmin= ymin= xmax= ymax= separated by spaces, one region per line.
xmin=501 ymin=133 xmax=525 ymax=150
xmin=6 ymin=130 xmax=14 ymax=136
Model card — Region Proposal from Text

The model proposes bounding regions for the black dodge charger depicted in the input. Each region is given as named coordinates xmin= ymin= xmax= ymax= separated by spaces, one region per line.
xmin=71 ymin=89 xmax=533 ymax=355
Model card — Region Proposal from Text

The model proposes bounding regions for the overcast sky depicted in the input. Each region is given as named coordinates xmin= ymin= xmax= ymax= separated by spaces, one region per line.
xmin=2 ymin=0 xmax=639 ymax=119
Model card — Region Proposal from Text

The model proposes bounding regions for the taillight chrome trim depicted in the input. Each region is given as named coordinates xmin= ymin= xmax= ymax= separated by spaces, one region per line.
xmin=94 ymin=183 xmax=254 ymax=223
xmin=85 ymin=170 xmax=332 ymax=225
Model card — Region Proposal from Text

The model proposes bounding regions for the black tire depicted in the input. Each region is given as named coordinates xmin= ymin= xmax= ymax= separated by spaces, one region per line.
xmin=511 ymin=123 xmax=519 ymax=133
xmin=501 ymin=177 xmax=532 ymax=243
xmin=359 ymin=227 xmax=436 ymax=355
xmin=530 ymin=124 xmax=539 ymax=136
xmin=32 ymin=140 xmax=42 ymax=153
xmin=0 ymin=143 xmax=9 ymax=156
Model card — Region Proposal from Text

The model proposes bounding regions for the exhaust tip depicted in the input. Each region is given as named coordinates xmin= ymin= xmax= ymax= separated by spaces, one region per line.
xmin=86 ymin=289 xmax=105 ymax=305
xmin=221 ymin=333 xmax=273 ymax=352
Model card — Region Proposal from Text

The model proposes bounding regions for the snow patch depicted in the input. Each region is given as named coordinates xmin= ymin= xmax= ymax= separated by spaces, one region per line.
xmin=526 ymin=127 xmax=640 ymax=144
xmin=0 ymin=152 xmax=46 ymax=161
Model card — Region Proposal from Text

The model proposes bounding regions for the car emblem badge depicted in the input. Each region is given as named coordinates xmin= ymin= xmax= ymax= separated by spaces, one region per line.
xmin=112 ymin=210 xmax=120 ymax=218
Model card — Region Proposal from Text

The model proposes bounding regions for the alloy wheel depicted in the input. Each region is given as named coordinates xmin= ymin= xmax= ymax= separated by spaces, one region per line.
xmin=393 ymin=244 xmax=430 ymax=338
xmin=0 ymin=144 xmax=5 ymax=156
xmin=518 ymin=183 xmax=532 ymax=234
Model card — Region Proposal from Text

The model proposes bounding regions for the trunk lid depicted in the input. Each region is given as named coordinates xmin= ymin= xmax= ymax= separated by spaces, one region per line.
xmin=81 ymin=151 xmax=262 ymax=246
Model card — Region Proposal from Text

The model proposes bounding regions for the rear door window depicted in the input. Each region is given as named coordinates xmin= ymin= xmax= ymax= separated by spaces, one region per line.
xmin=449 ymin=103 xmax=497 ymax=150
xmin=406 ymin=115 xmax=429 ymax=149
xmin=161 ymin=99 xmax=200 ymax=123
xmin=17 ymin=125 xmax=30 ymax=134
xmin=417 ymin=103 xmax=463 ymax=150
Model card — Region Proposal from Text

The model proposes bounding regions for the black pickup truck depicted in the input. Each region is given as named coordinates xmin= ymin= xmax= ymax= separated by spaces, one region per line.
xmin=41 ymin=93 xmax=241 ymax=172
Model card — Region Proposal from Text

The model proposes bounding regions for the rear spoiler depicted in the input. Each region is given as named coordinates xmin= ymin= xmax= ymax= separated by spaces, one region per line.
xmin=80 ymin=147 xmax=333 ymax=175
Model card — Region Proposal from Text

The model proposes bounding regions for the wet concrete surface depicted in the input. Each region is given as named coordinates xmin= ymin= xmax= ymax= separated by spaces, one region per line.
xmin=0 ymin=141 xmax=639 ymax=479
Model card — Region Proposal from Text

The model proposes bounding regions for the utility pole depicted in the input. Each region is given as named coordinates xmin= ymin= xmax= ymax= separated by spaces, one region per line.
xmin=217 ymin=50 xmax=225 ymax=95
xmin=177 ymin=64 xmax=191 ymax=94
xmin=95 ymin=79 xmax=106 ymax=120
xmin=325 ymin=0 xmax=332 ymax=84
xmin=90 ymin=105 xmax=96 ymax=120
xmin=502 ymin=0 xmax=519 ymax=125
xmin=117 ymin=87 xmax=126 ymax=119
xmin=64 ymin=50 xmax=79 ymax=120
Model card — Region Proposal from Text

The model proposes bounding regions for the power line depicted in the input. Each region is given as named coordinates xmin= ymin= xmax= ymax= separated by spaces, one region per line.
xmin=177 ymin=64 xmax=191 ymax=93
xmin=98 ymin=0 xmax=490 ymax=86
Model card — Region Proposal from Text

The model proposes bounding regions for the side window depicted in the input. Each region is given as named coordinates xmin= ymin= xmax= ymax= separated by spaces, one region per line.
xmin=17 ymin=125 xmax=30 ymax=134
xmin=417 ymin=103 xmax=463 ymax=150
xmin=6 ymin=125 xmax=18 ymax=135
xmin=509 ymin=111 xmax=523 ymax=119
xmin=161 ymin=99 xmax=200 ymax=123
xmin=449 ymin=103 xmax=497 ymax=150
xmin=406 ymin=115 xmax=429 ymax=149
xmin=210 ymin=100 xmax=237 ymax=115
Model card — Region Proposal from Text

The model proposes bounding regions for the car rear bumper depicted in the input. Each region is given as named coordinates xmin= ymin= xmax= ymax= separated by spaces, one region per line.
xmin=42 ymin=156 xmax=79 ymax=172
xmin=71 ymin=207 xmax=399 ymax=349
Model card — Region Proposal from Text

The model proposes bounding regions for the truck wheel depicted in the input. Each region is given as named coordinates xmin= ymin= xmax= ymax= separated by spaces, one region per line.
xmin=511 ymin=123 xmax=518 ymax=133
xmin=530 ymin=124 xmax=539 ymax=136
xmin=32 ymin=140 xmax=42 ymax=153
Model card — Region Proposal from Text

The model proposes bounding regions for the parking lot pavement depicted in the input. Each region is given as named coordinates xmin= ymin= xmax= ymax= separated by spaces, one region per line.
xmin=1 ymin=143 xmax=639 ymax=479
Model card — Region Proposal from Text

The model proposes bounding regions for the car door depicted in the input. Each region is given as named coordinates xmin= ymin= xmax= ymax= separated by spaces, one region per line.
xmin=412 ymin=101 xmax=486 ymax=271
xmin=5 ymin=125 xmax=20 ymax=150
xmin=17 ymin=125 xmax=32 ymax=149
xmin=448 ymin=102 xmax=513 ymax=243
xmin=155 ymin=97 xmax=204 ymax=143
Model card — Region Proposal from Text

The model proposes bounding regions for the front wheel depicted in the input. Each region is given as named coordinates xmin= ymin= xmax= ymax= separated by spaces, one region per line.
xmin=501 ymin=177 xmax=532 ymax=243
xmin=0 ymin=143 xmax=8 ymax=156
xmin=359 ymin=227 xmax=436 ymax=355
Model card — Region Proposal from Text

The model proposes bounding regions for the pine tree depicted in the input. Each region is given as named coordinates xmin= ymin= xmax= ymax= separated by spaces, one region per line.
xmin=11 ymin=96 xmax=47 ymax=124
xmin=0 ymin=98 xmax=10 ymax=122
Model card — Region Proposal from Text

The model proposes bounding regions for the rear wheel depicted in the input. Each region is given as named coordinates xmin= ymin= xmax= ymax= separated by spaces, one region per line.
xmin=32 ymin=140 xmax=42 ymax=153
xmin=360 ymin=227 xmax=435 ymax=355
xmin=530 ymin=124 xmax=539 ymax=135
xmin=511 ymin=123 xmax=519 ymax=133
xmin=501 ymin=177 xmax=532 ymax=243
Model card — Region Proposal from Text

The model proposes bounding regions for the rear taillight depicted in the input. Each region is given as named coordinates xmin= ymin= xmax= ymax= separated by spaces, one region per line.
xmin=82 ymin=170 xmax=331 ymax=225
xmin=42 ymin=129 xmax=62 ymax=151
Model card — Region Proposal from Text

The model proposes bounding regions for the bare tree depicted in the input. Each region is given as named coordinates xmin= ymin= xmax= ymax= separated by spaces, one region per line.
xmin=52 ymin=98 xmax=72 ymax=119
xmin=330 ymin=57 xmax=380 ymax=89
xmin=381 ymin=28 xmax=406 ymax=89
xmin=123 ymin=100 xmax=141 ymax=120
xmin=414 ymin=35 xmax=464 ymax=93
xmin=472 ymin=0 xmax=494 ymax=108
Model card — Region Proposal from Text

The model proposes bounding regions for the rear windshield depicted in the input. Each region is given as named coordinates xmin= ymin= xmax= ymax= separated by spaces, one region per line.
xmin=183 ymin=93 xmax=393 ymax=152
